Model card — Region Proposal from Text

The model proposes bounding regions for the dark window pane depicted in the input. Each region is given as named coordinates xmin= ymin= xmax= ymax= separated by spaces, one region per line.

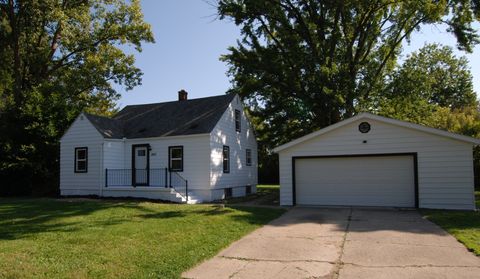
xmin=171 ymin=148 xmax=182 ymax=158
xmin=246 ymin=149 xmax=252 ymax=166
xmin=235 ymin=110 xmax=241 ymax=132
xmin=223 ymin=146 xmax=230 ymax=173
xmin=224 ymin=188 xmax=232 ymax=198
xmin=77 ymin=161 xmax=86 ymax=171
xmin=137 ymin=150 xmax=146 ymax=156
xmin=169 ymin=146 xmax=183 ymax=171
xmin=171 ymin=160 xmax=182 ymax=170
xmin=77 ymin=149 xmax=86 ymax=159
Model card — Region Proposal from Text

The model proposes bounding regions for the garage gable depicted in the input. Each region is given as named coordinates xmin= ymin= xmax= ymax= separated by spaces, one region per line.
xmin=274 ymin=113 xmax=480 ymax=153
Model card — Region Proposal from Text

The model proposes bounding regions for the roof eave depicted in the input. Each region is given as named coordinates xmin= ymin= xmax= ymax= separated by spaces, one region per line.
xmin=273 ymin=112 xmax=480 ymax=153
xmin=60 ymin=112 xmax=103 ymax=142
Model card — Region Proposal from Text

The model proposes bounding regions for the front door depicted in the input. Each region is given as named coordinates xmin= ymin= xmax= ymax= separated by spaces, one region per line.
xmin=132 ymin=145 xmax=149 ymax=186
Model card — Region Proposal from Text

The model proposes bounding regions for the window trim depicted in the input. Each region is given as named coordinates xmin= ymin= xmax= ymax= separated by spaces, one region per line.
xmin=74 ymin=147 xmax=88 ymax=173
xmin=246 ymin=149 xmax=252 ymax=166
xmin=168 ymin=146 xmax=184 ymax=172
xmin=235 ymin=109 xmax=241 ymax=132
xmin=223 ymin=145 xmax=230 ymax=173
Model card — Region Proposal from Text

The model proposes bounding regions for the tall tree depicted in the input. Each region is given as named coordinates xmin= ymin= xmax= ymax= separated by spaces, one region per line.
xmin=0 ymin=0 xmax=154 ymax=195
xmin=217 ymin=0 xmax=480 ymax=149
xmin=373 ymin=43 xmax=477 ymax=124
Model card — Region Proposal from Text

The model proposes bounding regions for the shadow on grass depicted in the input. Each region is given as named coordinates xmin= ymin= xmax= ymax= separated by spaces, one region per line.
xmin=0 ymin=198 xmax=157 ymax=239
xmin=221 ymin=185 xmax=280 ymax=206
xmin=0 ymin=198 xmax=286 ymax=240
xmin=422 ymin=209 xmax=480 ymax=233
xmin=138 ymin=206 xmax=285 ymax=225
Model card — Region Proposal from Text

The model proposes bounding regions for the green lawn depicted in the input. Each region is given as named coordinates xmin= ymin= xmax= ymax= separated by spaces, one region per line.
xmin=422 ymin=191 xmax=480 ymax=256
xmin=0 ymin=198 xmax=285 ymax=278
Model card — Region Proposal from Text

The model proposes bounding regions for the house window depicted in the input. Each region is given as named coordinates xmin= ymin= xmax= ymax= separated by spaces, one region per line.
xmin=224 ymin=188 xmax=232 ymax=198
xmin=246 ymin=149 xmax=252 ymax=166
xmin=235 ymin=109 xmax=241 ymax=132
xmin=246 ymin=185 xmax=252 ymax=195
xmin=169 ymin=146 xmax=183 ymax=172
xmin=223 ymin=146 xmax=230 ymax=173
xmin=74 ymin=147 xmax=88 ymax=173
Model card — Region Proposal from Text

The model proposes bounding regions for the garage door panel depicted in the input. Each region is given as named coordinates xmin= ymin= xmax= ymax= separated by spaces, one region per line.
xmin=295 ymin=156 xmax=415 ymax=207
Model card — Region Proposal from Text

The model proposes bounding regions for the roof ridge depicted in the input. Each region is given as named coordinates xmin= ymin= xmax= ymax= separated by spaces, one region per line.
xmin=119 ymin=93 xmax=234 ymax=109
xmin=83 ymin=112 xmax=115 ymax=120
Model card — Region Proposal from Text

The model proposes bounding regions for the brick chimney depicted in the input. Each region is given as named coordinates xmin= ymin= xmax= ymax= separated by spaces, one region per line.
xmin=178 ymin=89 xmax=188 ymax=101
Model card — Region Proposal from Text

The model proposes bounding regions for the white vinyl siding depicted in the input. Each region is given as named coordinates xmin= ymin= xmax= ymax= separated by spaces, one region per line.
xmin=278 ymin=118 xmax=475 ymax=210
xmin=209 ymin=95 xmax=258 ymax=197
xmin=120 ymin=135 xmax=211 ymax=200
xmin=60 ymin=114 xmax=103 ymax=196
xmin=103 ymin=141 xmax=125 ymax=169
xmin=60 ymin=94 xmax=258 ymax=203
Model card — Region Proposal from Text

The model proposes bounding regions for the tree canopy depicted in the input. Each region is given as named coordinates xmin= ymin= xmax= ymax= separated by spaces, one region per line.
xmin=0 ymin=0 xmax=154 ymax=195
xmin=374 ymin=43 xmax=477 ymax=125
xmin=217 ymin=0 xmax=480 ymax=183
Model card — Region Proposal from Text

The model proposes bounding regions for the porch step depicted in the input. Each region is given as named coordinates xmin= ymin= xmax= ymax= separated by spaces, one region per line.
xmin=174 ymin=192 xmax=202 ymax=204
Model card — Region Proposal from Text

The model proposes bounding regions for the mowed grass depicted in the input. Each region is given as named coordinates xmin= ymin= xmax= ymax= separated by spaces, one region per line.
xmin=0 ymin=198 xmax=285 ymax=278
xmin=422 ymin=191 xmax=480 ymax=256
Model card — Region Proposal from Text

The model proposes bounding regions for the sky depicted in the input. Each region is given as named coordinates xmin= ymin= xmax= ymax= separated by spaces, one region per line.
xmin=116 ymin=0 xmax=480 ymax=108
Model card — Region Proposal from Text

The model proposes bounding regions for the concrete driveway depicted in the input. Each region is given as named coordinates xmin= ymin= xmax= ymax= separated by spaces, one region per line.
xmin=183 ymin=207 xmax=480 ymax=279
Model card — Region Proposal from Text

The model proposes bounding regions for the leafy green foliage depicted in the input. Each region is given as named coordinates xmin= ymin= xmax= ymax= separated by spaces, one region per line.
xmin=373 ymin=44 xmax=477 ymax=126
xmin=218 ymin=0 xmax=479 ymax=148
xmin=217 ymin=0 xmax=479 ymax=183
xmin=0 ymin=198 xmax=286 ymax=278
xmin=0 ymin=0 xmax=154 ymax=195
xmin=373 ymin=44 xmax=480 ymax=174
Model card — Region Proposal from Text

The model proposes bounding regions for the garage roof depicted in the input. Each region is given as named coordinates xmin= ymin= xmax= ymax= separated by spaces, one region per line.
xmin=273 ymin=112 xmax=480 ymax=153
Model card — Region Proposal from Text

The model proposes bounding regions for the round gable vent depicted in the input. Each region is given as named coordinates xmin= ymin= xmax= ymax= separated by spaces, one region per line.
xmin=358 ymin=122 xmax=371 ymax=133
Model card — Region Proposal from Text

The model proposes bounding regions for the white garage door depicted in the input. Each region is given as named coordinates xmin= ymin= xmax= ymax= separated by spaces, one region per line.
xmin=295 ymin=155 xmax=415 ymax=207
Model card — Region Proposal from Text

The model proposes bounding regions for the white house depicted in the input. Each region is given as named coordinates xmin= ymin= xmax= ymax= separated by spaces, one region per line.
xmin=274 ymin=113 xmax=480 ymax=210
xmin=60 ymin=91 xmax=258 ymax=203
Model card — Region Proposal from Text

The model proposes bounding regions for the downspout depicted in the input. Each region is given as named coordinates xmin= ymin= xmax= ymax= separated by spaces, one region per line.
xmin=100 ymin=141 xmax=104 ymax=197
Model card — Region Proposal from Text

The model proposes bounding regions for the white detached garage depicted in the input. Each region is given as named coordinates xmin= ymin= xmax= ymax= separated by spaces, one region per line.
xmin=274 ymin=113 xmax=480 ymax=210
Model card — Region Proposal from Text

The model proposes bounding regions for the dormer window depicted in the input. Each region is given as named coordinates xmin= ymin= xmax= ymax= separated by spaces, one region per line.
xmin=235 ymin=109 xmax=241 ymax=132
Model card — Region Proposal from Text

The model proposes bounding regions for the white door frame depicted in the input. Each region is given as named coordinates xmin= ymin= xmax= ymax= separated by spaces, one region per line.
xmin=132 ymin=144 xmax=150 ymax=186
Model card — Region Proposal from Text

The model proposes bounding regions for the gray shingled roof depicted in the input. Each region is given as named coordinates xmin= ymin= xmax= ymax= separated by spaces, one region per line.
xmin=84 ymin=94 xmax=236 ymax=139
xmin=84 ymin=113 xmax=124 ymax=138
